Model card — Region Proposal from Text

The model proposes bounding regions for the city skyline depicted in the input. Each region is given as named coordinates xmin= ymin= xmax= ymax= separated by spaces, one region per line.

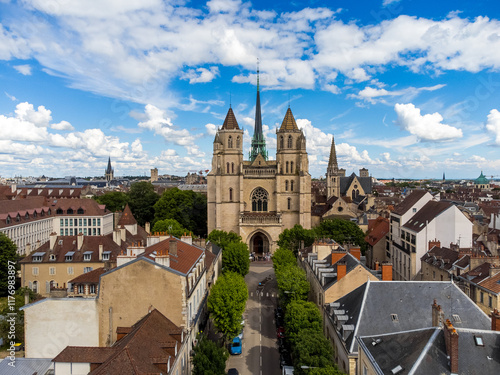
xmin=1 ymin=0 xmax=500 ymax=179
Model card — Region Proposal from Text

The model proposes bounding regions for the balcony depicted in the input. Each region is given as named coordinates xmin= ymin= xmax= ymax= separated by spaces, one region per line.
xmin=243 ymin=167 xmax=277 ymax=176
xmin=240 ymin=212 xmax=282 ymax=225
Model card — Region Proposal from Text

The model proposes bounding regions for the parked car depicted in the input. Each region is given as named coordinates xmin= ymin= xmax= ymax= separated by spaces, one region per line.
xmin=230 ymin=337 xmax=242 ymax=355
xmin=276 ymin=327 xmax=285 ymax=339
xmin=237 ymin=326 xmax=244 ymax=340
xmin=228 ymin=369 xmax=239 ymax=375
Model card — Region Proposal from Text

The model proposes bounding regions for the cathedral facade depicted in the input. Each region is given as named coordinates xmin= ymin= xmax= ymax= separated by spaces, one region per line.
xmin=207 ymin=82 xmax=311 ymax=255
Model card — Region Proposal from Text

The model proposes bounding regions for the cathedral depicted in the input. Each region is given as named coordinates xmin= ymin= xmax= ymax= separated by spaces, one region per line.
xmin=207 ymin=77 xmax=311 ymax=256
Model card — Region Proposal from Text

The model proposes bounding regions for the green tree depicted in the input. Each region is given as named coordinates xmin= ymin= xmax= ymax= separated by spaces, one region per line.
xmin=275 ymin=264 xmax=309 ymax=305
xmin=284 ymin=301 xmax=322 ymax=344
xmin=277 ymin=224 xmax=315 ymax=255
xmin=152 ymin=218 xmax=189 ymax=238
xmin=272 ymin=247 xmax=296 ymax=273
xmin=207 ymin=229 xmax=242 ymax=249
xmin=314 ymin=219 xmax=366 ymax=254
xmin=0 ymin=287 xmax=41 ymax=343
xmin=307 ymin=367 xmax=344 ymax=375
xmin=0 ymin=233 xmax=18 ymax=296
xmin=293 ymin=329 xmax=336 ymax=375
xmin=154 ymin=188 xmax=207 ymax=236
xmin=128 ymin=181 xmax=159 ymax=227
xmin=208 ymin=272 xmax=248 ymax=341
xmin=192 ymin=334 xmax=229 ymax=375
xmin=93 ymin=191 xmax=129 ymax=212
xmin=222 ymin=242 xmax=250 ymax=276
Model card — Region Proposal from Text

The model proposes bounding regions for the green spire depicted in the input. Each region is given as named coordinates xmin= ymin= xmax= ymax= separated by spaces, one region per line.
xmin=250 ymin=60 xmax=268 ymax=161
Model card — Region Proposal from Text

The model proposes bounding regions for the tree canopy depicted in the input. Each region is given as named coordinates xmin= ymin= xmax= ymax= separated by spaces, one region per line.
xmin=314 ymin=219 xmax=366 ymax=253
xmin=277 ymin=224 xmax=315 ymax=255
xmin=128 ymin=181 xmax=159 ymax=226
xmin=272 ymin=247 xmax=296 ymax=273
xmin=93 ymin=191 xmax=129 ymax=212
xmin=284 ymin=300 xmax=322 ymax=344
xmin=207 ymin=229 xmax=242 ymax=250
xmin=208 ymin=271 xmax=248 ymax=341
xmin=275 ymin=264 xmax=309 ymax=306
xmin=192 ymin=334 xmax=228 ymax=375
xmin=0 ymin=287 xmax=40 ymax=343
xmin=154 ymin=187 xmax=207 ymax=236
xmin=222 ymin=241 xmax=250 ymax=276
xmin=152 ymin=218 xmax=189 ymax=238
xmin=293 ymin=329 xmax=336 ymax=375
xmin=0 ymin=233 xmax=18 ymax=296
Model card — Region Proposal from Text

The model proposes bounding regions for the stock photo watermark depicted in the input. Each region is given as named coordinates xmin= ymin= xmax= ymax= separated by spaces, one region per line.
xmin=5 ymin=260 xmax=18 ymax=367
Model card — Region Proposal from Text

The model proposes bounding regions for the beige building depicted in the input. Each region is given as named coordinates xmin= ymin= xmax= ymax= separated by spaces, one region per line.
xmin=207 ymin=83 xmax=311 ymax=255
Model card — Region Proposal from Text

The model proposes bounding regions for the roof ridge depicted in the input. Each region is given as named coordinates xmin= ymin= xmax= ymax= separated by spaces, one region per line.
xmin=349 ymin=280 xmax=370 ymax=354
xmin=407 ymin=328 xmax=441 ymax=375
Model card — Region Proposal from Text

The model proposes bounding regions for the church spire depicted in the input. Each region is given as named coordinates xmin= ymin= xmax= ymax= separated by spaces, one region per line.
xmin=250 ymin=61 xmax=268 ymax=161
xmin=327 ymin=135 xmax=338 ymax=174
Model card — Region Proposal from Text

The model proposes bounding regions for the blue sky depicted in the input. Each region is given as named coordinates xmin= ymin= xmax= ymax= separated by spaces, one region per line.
xmin=1 ymin=0 xmax=500 ymax=180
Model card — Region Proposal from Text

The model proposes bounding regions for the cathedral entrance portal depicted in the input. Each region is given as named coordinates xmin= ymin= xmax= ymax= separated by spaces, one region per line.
xmin=250 ymin=232 xmax=270 ymax=258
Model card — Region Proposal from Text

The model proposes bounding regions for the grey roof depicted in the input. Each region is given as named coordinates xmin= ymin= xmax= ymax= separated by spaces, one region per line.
xmin=328 ymin=280 xmax=491 ymax=354
xmin=321 ymin=252 xmax=363 ymax=290
xmin=402 ymin=201 xmax=451 ymax=233
xmin=0 ymin=358 xmax=53 ymax=375
xmin=358 ymin=327 xmax=500 ymax=375
xmin=339 ymin=173 xmax=372 ymax=196
xmin=392 ymin=190 xmax=429 ymax=216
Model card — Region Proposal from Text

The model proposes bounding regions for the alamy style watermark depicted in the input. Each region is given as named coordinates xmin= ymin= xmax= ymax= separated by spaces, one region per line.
xmin=6 ymin=260 xmax=17 ymax=367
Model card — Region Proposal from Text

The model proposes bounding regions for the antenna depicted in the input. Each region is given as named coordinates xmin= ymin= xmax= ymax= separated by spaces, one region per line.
xmin=230 ymin=89 xmax=232 ymax=108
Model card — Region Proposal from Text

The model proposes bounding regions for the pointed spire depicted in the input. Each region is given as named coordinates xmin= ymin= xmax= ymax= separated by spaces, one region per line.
xmin=106 ymin=156 xmax=113 ymax=174
xmin=250 ymin=60 xmax=267 ymax=161
xmin=327 ymin=135 xmax=338 ymax=173
xmin=221 ymin=107 xmax=240 ymax=130
xmin=279 ymin=107 xmax=298 ymax=131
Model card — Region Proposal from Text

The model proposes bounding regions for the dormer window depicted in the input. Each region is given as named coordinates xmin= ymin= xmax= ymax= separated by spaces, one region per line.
xmin=49 ymin=254 xmax=56 ymax=261
xmin=47 ymin=209 xmax=51 ymax=215
xmin=65 ymin=251 xmax=74 ymax=262
xmin=6 ymin=216 xmax=11 ymax=224
xmin=83 ymin=251 xmax=92 ymax=261
xmin=33 ymin=211 xmax=37 ymax=218
xmin=102 ymin=252 xmax=110 ymax=261
xmin=16 ymin=214 xmax=20 ymax=222
xmin=40 ymin=210 xmax=45 ymax=216
xmin=67 ymin=208 xmax=74 ymax=214
xmin=25 ymin=213 xmax=29 ymax=219
xmin=56 ymin=208 xmax=63 ymax=215
xmin=77 ymin=208 xmax=84 ymax=214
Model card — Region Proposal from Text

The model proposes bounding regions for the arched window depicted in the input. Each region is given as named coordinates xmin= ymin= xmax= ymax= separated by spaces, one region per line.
xmin=285 ymin=180 xmax=289 ymax=191
xmin=56 ymin=208 xmax=63 ymax=215
xmin=291 ymin=161 xmax=294 ymax=174
xmin=280 ymin=136 xmax=284 ymax=149
xmin=291 ymin=181 xmax=294 ymax=191
xmin=231 ymin=162 xmax=234 ymax=174
xmin=286 ymin=161 xmax=289 ymax=174
xmin=236 ymin=136 xmax=240 ymax=148
xmin=288 ymin=198 xmax=291 ymax=210
xmin=226 ymin=163 xmax=230 ymax=173
xmin=229 ymin=188 xmax=233 ymax=202
xmin=251 ymin=187 xmax=269 ymax=212
xmin=288 ymin=135 xmax=293 ymax=148
xmin=67 ymin=208 xmax=73 ymax=214
xmin=228 ymin=136 xmax=233 ymax=148
xmin=352 ymin=189 xmax=359 ymax=200
xmin=77 ymin=208 xmax=84 ymax=214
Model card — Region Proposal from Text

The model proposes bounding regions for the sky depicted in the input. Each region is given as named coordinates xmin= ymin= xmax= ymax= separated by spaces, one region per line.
xmin=1 ymin=0 xmax=500 ymax=180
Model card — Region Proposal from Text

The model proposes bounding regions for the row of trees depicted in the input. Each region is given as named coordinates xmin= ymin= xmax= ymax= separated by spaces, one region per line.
xmin=94 ymin=183 xmax=207 ymax=236
xmin=273 ymin=246 xmax=343 ymax=375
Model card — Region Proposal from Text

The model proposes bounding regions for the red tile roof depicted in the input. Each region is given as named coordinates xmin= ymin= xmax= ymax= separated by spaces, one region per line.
xmin=393 ymin=190 xmax=429 ymax=216
xmin=365 ymin=217 xmax=389 ymax=246
xmin=478 ymin=270 xmax=500 ymax=294
xmin=69 ymin=267 xmax=108 ymax=284
xmin=50 ymin=198 xmax=109 ymax=216
xmin=117 ymin=204 xmax=137 ymax=226
xmin=0 ymin=196 xmax=53 ymax=228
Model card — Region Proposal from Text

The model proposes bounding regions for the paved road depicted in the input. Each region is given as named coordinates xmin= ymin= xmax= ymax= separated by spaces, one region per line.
xmin=226 ymin=262 xmax=282 ymax=375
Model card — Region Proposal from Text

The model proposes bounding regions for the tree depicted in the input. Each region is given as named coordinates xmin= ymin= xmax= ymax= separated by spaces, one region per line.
xmin=152 ymin=218 xmax=189 ymax=238
xmin=192 ymin=334 xmax=228 ymax=375
xmin=314 ymin=219 xmax=366 ymax=254
xmin=0 ymin=287 xmax=41 ymax=343
xmin=307 ymin=367 xmax=344 ymax=375
xmin=0 ymin=233 xmax=18 ymax=296
xmin=275 ymin=264 xmax=309 ymax=305
xmin=154 ymin=188 xmax=207 ymax=236
xmin=284 ymin=301 xmax=322 ymax=344
xmin=128 ymin=181 xmax=159 ymax=226
xmin=277 ymin=224 xmax=315 ymax=255
xmin=293 ymin=329 xmax=336 ymax=375
xmin=272 ymin=247 xmax=296 ymax=273
xmin=222 ymin=242 xmax=250 ymax=276
xmin=208 ymin=272 xmax=248 ymax=341
xmin=93 ymin=191 xmax=129 ymax=212
xmin=207 ymin=229 xmax=242 ymax=249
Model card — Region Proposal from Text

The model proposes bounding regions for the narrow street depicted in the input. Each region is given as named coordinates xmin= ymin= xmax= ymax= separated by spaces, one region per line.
xmin=226 ymin=262 xmax=282 ymax=375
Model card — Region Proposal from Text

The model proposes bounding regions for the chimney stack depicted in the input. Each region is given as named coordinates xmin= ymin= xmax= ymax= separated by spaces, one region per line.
xmin=113 ymin=229 xmax=121 ymax=246
xmin=145 ymin=222 xmax=151 ymax=234
xmin=429 ymin=239 xmax=441 ymax=250
xmin=99 ymin=244 xmax=104 ymax=261
xmin=77 ymin=232 xmax=84 ymax=250
xmin=331 ymin=250 xmax=346 ymax=265
xmin=444 ymin=319 xmax=459 ymax=374
xmin=120 ymin=226 xmax=126 ymax=242
xmin=25 ymin=243 xmax=31 ymax=255
xmin=181 ymin=233 xmax=193 ymax=246
xmin=50 ymin=232 xmax=57 ymax=250
xmin=381 ymin=262 xmax=392 ymax=281
xmin=374 ymin=261 xmax=380 ymax=271
xmin=432 ymin=299 xmax=445 ymax=327
xmin=336 ymin=261 xmax=347 ymax=281
xmin=349 ymin=247 xmax=361 ymax=261
xmin=169 ymin=239 xmax=177 ymax=256
xmin=491 ymin=308 xmax=500 ymax=331
xmin=156 ymin=248 xmax=170 ymax=268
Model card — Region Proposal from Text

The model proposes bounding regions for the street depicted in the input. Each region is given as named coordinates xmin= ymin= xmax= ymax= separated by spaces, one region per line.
xmin=226 ymin=262 xmax=282 ymax=375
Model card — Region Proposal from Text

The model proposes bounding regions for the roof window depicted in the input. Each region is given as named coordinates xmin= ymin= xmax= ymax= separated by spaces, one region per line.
xmin=474 ymin=335 xmax=484 ymax=346
xmin=390 ymin=314 xmax=399 ymax=322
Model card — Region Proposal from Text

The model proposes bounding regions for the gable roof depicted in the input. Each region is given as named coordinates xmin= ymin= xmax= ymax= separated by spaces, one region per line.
xmin=478 ymin=270 xmax=500 ymax=294
xmin=420 ymin=246 xmax=461 ymax=272
xmin=365 ymin=217 xmax=389 ymax=246
xmin=221 ymin=107 xmax=240 ymax=130
xmin=460 ymin=262 xmax=492 ymax=284
xmin=402 ymin=201 xmax=452 ymax=233
xmin=393 ymin=190 xmax=429 ymax=216
xmin=328 ymin=280 xmax=491 ymax=354
xmin=69 ymin=267 xmax=108 ymax=284
xmin=339 ymin=173 xmax=372 ymax=196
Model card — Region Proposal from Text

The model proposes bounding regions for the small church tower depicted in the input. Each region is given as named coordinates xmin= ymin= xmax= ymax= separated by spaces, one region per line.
xmin=326 ymin=136 xmax=342 ymax=199
xmin=105 ymin=157 xmax=114 ymax=182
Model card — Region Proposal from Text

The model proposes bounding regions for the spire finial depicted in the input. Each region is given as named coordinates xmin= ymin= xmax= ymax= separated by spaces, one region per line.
xmin=257 ymin=58 xmax=260 ymax=92
xmin=230 ymin=89 xmax=232 ymax=108
xmin=288 ymin=93 xmax=290 ymax=109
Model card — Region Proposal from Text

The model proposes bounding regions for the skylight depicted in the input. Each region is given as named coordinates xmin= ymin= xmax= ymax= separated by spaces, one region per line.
xmin=474 ymin=336 xmax=484 ymax=346
xmin=452 ymin=314 xmax=462 ymax=323
xmin=391 ymin=365 xmax=403 ymax=374
xmin=391 ymin=314 xmax=399 ymax=322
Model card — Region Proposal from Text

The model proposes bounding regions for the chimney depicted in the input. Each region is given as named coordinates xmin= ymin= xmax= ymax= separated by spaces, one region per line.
xmin=156 ymin=247 xmax=170 ymax=267
xmin=432 ymin=300 xmax=445 ymax=327
xmin=181 ymin=233 xmax=193 ymax=246
xmin=99 ymin=244 xmax=103 ymax=261
xmin=145 ymin=222 xmax=151 ymax=234
xmin=169 ymin=239 xmax=177 ymax=257
xmin=113 ymin=229 xmax=121 ymax=246
xmin=120 ymin=226 xmax=126 ymax=242
xmin=349 ymin=247 xmax=361 ymax=261
xmin=24 ymin=289 xmax=30 ymax=306
xmin=50 ymin=232 xmax=57 ymax=250
xmin=489 ymin=264 xmax=500 ymax=277
xmin=77 ymin=232 xmax=84 ymax=250
xmin=381 ymin=262 xmax=392 ymax=281
xmin=491 ymin=308 xmax=500 ymax=331
xmin=336 ymin=261 xmax=347 ymax=281
xmin=429 ymin=239 xmax=441 ymax=250
xmin=11 ymin=183 xmax=16 ymax=193
xmin=331 ymin=250 xmax=346 ymax=265
xmin=25 ymin=243 xmax=31 ymax=255
xmin=374 ymin=261 xmax=380 ymax=271
xmin=444 ymin=319 xmax=459 ymax=374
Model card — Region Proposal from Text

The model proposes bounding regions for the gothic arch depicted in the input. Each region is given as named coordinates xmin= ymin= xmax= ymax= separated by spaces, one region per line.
xmin=251 ymin=187 xmax=269 ymax=212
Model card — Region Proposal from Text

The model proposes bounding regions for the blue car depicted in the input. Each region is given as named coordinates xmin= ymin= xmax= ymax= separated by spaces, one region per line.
xmin=230 ymin=337 xmax=242 ymax=355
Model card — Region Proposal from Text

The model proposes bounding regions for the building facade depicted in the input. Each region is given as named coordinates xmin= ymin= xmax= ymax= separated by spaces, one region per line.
xmin=207 ymin=81 xmax=311 ymax=255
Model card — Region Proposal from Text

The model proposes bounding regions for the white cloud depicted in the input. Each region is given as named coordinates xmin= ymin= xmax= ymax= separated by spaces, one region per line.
xmin=486 ymin=109 xmax=500 ymax=145
xmin=4 ymin=92 xmax=17 ymax=101
xmin=13 ymin=64 xmax=32 ymax=75
xmin=351 ymin=84 xmax=445 ymax=105
xmin=346 ymin=68 xmax=370 ymax=82
xmin=15 ymin=102 xmax=52 ymax=127
xmin=394 ymin=103 xmax=463 ymax=141
xmin=207 ymin=0 xmax=243 ymax=14
xmin=51 ymin=120 xmax=74 ymax=131
xmin=181 ymin=66 xmax=220 ymax=84
xmin=382 ymin=0 xmax=401 ymax=6
xmin=205 ymin=123 xmax=218 ymax=136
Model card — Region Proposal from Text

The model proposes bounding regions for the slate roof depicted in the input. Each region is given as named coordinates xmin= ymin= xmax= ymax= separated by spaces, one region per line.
xmin=392 ymin=190 xmax=429 ymax=216
xmin=420 ymin=246 xmax=461 ymax=272
xmin=327 ymin=280 xmax=491 ymax=354
xmin=339 ymin=173 xmax=372 ymax=197
xmin=221 ymin=107 xmax=240 ymax=130
xmin=0 ymin=357 xmax=53 ymax=375
xmin=402 ymin=201 xmax=451 ymax=233
xmin=279 ymin=107 xmax=299 ymax=131
xmin=117 ymin=204 xmax=137 ymax=226
xmin=320 ymin=252 xmax=362 ymax=290
xmin=365 ymin=217 xmax=389 ymax=247
xmin=358 ymin=327 xmax=500 ymax=375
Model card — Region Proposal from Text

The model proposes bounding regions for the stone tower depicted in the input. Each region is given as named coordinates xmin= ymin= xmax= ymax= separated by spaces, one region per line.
xmin=326 ymin=136 xmax=342 ymax=199
xmin=150 ymin=168 xmax=158 ymax=182
xmin=105 ymin=157 xmax=114 ymax=182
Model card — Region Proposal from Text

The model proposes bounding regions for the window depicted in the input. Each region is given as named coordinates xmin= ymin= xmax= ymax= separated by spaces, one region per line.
xmin=32 ymin=281 xmax=38 ymax=293
xmin=78 ymin=285 xmax=85 ymax=294
xmin=231 ymin=162 xmax=234 ymax=174
xmin=279 ymin=136 xmax=284 ymax=149
xmin=89 ymin=284 xmax=96 ymax=294
xmin=287 ymin=198 xmax=291 ymax=210
xmin=56 ymin=208 xmax=63 ymax=215
xmin=84 ymin=253 xmax=92 ymax=261
xmin=236 ymin=136 xmax=240 ymax=148
xmin=77 ymin=208 xmax=84 ymax=214
xmin=290 ymin=180 xmax=294 ymax=191
xmin=489 ymin=295 xmax=493 ymax=308
xmin=412 ymin=208 xmax=417 ymax=213
xmin=49 ymin=267 xmax=56 ymax=275
xmin=67 ymin=267 xmax=74 ymax=275
xmin=288 ymin=135 xmax=293 ymax=148
xmin=25 ymin=212 xmax=29 ymax=219
xmin=102 ymin=252 xmax=110 ymax=261
xmin=33 ymin=255 xmax=43 ymax=262
xmin=285 ymin=180 xmax=288 ymax=191
xmin=33 ymin=211 xmax=37 ymax=218
xmin=290 ymin=161 xmax=294 ymax=173
xmin=390 ymin=314 xmax=399 ymax=322
xmin=32 ymin=267 xmax=39 ymax=276
xmin=79 ymin=218 xmax=82 ymax=226
xmin=251 ymin=187 xmax=268 ymax=212
xmin=93 ymin=218 xmax=96 ymax=226
xmin=84 ymin=267 xmax=93 ymax=273
xmin=50 ymin=254 xmax=56 ymax=261
xmin=60 ymin=219 xmax=64 ymax=227
xmin=480 ymin=292 xmax=484 ymax=303
xmin=226 ymin=162 xmax=230 ymax=173
xmin=65 ymin=254 xmax=73 ymax=262
xmin=229 ymin=188 xmax=233 ymax=202
xmin=98 ymin=218 xmax=101 ymax=226
xmin=228 ymin=136 xmax=233 ymax=148
xmin=67 ymin=208 xmax=73 ymax=214
xmin=286 ymin=161 xmax=289 ymax=173
xmin=6 ymin=216 xmax=10 ymax=224
xmin=65 ymin=218 xmax=68 ymax=227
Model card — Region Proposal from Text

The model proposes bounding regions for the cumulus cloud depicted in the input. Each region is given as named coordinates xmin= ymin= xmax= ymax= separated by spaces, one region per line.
xmin=205 ymin=123 xmax=218 ymax=136
xmin=486 ymin=109 xmax=500 ymax=145
xmin=13 ymin=64 xmax=32 ymax=75
xmin=180 ymin=67 xmax=220 ymax=84
xmin=350 ymin=84 xmax=445 ymax=105
xmin=51 ymin=120 xmax=74 ymax=131
xmin=394 ymin=103 xmax=463 ymax=141
xmin=15 ymin=102 xmax=52 ymax=127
